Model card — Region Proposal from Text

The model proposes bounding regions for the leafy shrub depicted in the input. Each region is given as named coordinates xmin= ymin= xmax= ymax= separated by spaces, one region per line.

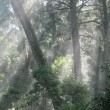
xmin=52 ymin=56 xmax=72 ymax=78
xmin=60 ymin=75 xmax=90 ymax=110
xmin=86 ymin=62 xmax=110 ymax=110
xmin=60 ymin=103 xmax=88 ymax=110
xmin=86 ymin=90 xmax=110 ymax=110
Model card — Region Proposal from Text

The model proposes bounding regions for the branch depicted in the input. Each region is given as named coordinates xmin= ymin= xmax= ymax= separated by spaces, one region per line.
xmin=79 ymin=35 xmax=95 ymax=39
xmin=57 ymin=0 xmax=70 ymax=7
xmin=77 ymin=0 xmax=89 ymax=16
xmin=80 ymin=47 xmax=93 ymax=58
xmin=79 ymin=19 xmax=100 ymax=25
xmin=80 ymin=9 xmax=99 ymax=13
xmin=57 ymin=7 xmax=69 ymax=11
xmin=79 ymin=4 xmax=102 ymax=7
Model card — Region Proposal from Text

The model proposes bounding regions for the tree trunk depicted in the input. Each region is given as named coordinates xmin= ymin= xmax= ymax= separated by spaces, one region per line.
xmin=11 ymin=0 xmax=62 ymax=109
xmin=94 ymin=45 xmax=102 ymax=95
xmin=101 ymin=0 xmax=110 ymax=89
xmin=102 ymin=0 xmax=109 ymax=61
xmin=70 ymin=0 xmax=82 ymax=81
xmin=11 ymin=0 xmax=46 ymax=65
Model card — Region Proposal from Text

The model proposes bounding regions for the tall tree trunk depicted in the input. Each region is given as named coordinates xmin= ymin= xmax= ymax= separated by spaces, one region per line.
xmin=94 ymin=0 xmax=109 ymax=93
xmin=93 ymin=0 xmax=109 ymax=95
xmin=102 ymin=0 xmax=109 ymax=60
xmin=11 ymin=0 xmax=62 ymax=110
xmin=94 ymin=45 xmax=102 ymax=95
xmin=70 ymin=0 xmax=82 ymax=81
xmin=101 ymin=0 xmax=109 ymax=89
xmin=11 ymin=0 xmax=46 ymax=66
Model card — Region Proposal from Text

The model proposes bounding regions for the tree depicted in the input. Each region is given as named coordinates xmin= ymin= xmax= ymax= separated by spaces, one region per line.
xmin=101 ymin=0 xmax=109 ymax=89
xmin=70 ymin=0 xmax=82 ymax=81
xmin=11 ymin=0 xmax=62 ymax=110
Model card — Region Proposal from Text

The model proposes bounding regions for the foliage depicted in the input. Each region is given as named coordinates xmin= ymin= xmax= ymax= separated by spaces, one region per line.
xmin=0 ymin=0 xmax=109 ymax=109
xmin=60 ymin=103 xmax=89 ymax=110
xmin=86 ymin=62 xmax=110 ymax=110
xmin=33 ymin=65 xmax=59 ymax=89
xmin=60 ymin=75 xmax=90 ymax=110
xmin=101 ymin=61 xmax=110 ymax=78
xmin=4 ymin=87 xmax=20 ymax=95
xmin=14 ymin=94 xmax=39 ymax=110
xmin=86 ymin=90 xmax=110 ymax=110
xmin=61 ymin=76 xmax=89 ymax=103
xmin=33 ymin=65 xmax=62 ymax=109
xmin=52 ymin=56 xmax=72 ymax=77
xmin=60 ymin=103 xmax=76 ymax=110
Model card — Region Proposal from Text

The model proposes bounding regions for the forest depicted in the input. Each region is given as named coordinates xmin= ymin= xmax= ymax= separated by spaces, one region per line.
xmin=0 ymin=0 xmax=110 ymax=110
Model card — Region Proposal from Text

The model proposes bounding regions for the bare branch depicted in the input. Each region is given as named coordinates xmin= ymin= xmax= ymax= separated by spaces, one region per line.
xmin=79 ymin=35 xmax=95 ymax=39
xmin=80 ymin=47 xmax=93 ymax=58
xmin=77 ymin=0 xmax=89 ymax=16
xmin=79 ymin=19 xmax=101 ymax=25
xmin=57 ymin=0 xmax=70 ymax=7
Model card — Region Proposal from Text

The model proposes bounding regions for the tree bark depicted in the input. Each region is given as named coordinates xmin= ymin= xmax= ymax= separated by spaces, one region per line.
xmin=70 ymin=0 xmax=82 ymax=81
xmin=101 ymin=0 xmax=110 ymax=89
xmin=94 ymin=45 xmax=102 ymax=95
xmin=102 ymin=0 xmax=109 ymax=60
xmin=11 ymin=0 xmax=46 ymax=65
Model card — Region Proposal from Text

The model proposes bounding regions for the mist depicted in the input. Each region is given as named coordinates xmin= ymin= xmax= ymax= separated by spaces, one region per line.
xmin=0 ymin=0 xmax=110 ymax=110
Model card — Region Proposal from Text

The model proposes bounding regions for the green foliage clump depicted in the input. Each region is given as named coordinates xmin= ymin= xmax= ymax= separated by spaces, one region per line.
xmin=9 ymin=65 xmax=90 ymax=110
xmin=101 ymin=62 xmax=110 ymax=76
xmin=86 ymin=89 xmax=110 ymax=110
xmin=61 ymin=76 xmax=89 ymax=103
xmin=22 ymin=94 xmax=38 ymax=106
xmin=60 ymin=75 xmax=89 ymax=110
xmin=14 ymin=94 xmax=39 ymax=110
xmin=33 ymin=65 xmax=62 ymax=107
xmin=60 ymin=103 xmax=88 ymax=110
xmin=3 ymin=87 xmax=20 ymax=97
xmin=86 ymin=62 xmax=110 ymax=110
xmin=52 ymin=56 xmax=72 ymax=78
xmin=60 ymin=103 xmax=75 ymax=110
xmin=33 ymin=65 xmax=59 ymax=90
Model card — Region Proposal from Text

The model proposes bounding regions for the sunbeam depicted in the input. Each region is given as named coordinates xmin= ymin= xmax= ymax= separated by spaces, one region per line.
xmin=0 ymin=0 xmax=110 ymax=110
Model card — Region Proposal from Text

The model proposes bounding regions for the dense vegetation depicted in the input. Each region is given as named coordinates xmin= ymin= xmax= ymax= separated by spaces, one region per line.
xmin=0 ymin=0 xmax=110 ymax=110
